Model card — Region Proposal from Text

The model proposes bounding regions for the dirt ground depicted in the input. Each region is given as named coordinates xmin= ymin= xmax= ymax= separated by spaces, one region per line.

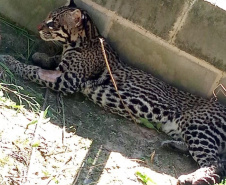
xmin=0 ymin=17 xmax=198 ymax=185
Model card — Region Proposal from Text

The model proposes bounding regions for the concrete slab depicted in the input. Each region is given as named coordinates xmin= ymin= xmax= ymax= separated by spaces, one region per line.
xmin=90 ymin=0 xmax=186 ymax=39
xmin=175 ymin=0 xmax=226 ymax=71
xmin=108 ymin=20 xmax=220 ymax=98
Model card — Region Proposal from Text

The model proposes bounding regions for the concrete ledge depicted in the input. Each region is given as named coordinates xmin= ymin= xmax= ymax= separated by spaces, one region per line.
xmin=107 ymin=20 xmax=221 ymax=98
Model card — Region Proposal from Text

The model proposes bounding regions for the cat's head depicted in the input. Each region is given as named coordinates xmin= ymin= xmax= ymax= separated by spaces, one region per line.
xmin=37 ymin=0 xmax=99 ymax=44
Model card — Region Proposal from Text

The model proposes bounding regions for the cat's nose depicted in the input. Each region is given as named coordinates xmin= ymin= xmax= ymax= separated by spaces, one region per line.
xmin=37 ymin=23 xmax=44 ymax=31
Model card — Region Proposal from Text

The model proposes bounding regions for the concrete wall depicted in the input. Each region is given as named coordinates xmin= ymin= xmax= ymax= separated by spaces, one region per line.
xmin=0 ymin=0 xmax=226 ymax=102
xmin=0 ymin=0 xmax=66 ymax=32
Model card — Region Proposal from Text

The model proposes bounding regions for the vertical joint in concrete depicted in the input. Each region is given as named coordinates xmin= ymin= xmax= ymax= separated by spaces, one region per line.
xmin=102 ymin=15 xmax=115 ymax=38
xmin=168 ymin=0 xmax=197 ymax=44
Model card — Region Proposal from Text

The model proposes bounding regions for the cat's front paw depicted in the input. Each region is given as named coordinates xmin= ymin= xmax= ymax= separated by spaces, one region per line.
xmin=32 ymin=52 xmax=49 ymax=64
xmin=32 ymin=52 xmax=60 ymax=69
xmin=177 ymin=167 xmax=221 ymax=185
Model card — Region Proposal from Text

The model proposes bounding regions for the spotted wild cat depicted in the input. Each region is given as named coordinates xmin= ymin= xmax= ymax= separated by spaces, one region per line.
xmin=1 ymin=1 xmax=226 ymax=184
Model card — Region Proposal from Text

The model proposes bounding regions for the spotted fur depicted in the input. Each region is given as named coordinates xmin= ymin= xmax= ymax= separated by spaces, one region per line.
xmin=1 ymin=1 xmax=226 ymax=184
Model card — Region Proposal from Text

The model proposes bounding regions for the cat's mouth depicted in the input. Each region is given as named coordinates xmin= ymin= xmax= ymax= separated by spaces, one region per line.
xmin=39 ymin=30 xmax=54 ymax=41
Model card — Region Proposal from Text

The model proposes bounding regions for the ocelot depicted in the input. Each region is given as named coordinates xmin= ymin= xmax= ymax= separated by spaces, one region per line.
xmin=1 ymin=1 xmax=226 ymax=184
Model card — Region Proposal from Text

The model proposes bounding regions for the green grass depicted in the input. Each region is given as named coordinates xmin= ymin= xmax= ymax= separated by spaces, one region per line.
xmin=0 ymin=82 xmax=41 ymax=113
xmin=0 ymin=16 xmax=36 ymax=61
xmin=217 ymin=179 xmax=226 ymax=185
xmin=140 ymin=118 xmax=162 ymax=132
xmin=0 ymin=56 xmax=42 ymax=112
xmin=0 ymin=17 xmax=44 ymax=112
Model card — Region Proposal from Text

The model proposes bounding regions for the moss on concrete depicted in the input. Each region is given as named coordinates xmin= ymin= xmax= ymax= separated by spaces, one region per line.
xmin=175 ymin=0 xmax=226 ymax=71
xmin=91 ymin=0 xmax=186 ymax=39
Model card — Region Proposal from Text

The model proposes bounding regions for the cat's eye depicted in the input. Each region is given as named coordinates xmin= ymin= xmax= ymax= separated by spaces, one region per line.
xmin=46 ymin=21 xmax=54 ymax=29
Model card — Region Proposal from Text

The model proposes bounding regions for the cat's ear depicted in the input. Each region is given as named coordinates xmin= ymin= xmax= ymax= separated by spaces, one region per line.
xmin=68 ymin=0 xmax=77 ymax=7
xmin=70 ymin=9 xmax=82 ymax=26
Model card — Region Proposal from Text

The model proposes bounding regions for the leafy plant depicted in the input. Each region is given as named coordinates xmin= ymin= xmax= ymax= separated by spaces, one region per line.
xmin=140 ymin=118 xmax=162 ymax=132
xmin=136 ymin=171 xmax=157 ymax=185
xmin=32 ymin=140 xmax=40 ymax=147
xmin=26 ymin=120 xmax=38 ymax=129
xmin=43 ymin=105 xmax=50 ymax=118
xmin=42 ymin=170 xmax=51 ymax=177
xmin=0 ymin=156 xmax=10 ymax=167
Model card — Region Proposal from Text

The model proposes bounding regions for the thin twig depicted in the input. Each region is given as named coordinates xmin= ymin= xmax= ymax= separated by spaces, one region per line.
xmin=99 ymin=38 xmax=147 ymax=138
xmin=99 ymin=38 xmax=137 ymax=123
xmin=172 ymin=165 xmax=178 ymax=178
xmin=60 ymin=93 xmax=66 ymax=146
xmin=55 ymin=92 xmax=66 ymax=146
xmin=89 ymin=162 xmax=106 ymax=169
xmin=72 ymin=161 xmax=85 ymax=185
xmin=130 ymin=159 xmax=147 ymax=164
xmin=46 ymin=155 xmax=72 ymax=185
xmin=0 ymin=83 xmax=40 ymax=112
xmin=150 ymin=150 xmax=156 ymax=164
